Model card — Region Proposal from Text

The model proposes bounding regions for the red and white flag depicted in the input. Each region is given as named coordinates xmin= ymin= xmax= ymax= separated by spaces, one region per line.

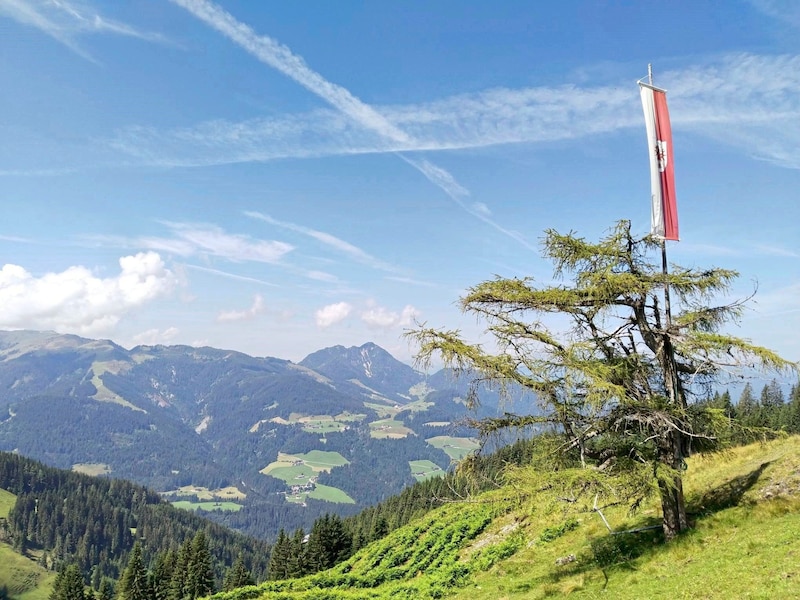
xmin=639 ymin=83 xmax=678 ymax=241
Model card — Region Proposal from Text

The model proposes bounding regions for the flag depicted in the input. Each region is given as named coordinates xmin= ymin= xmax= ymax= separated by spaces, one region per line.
xmin=639 ymin=83 xmax=678 ymax=241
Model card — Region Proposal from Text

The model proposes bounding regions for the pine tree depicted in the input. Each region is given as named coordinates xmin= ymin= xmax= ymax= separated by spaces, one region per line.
xmin=187 ymin=532 xmax=214 ymax=599
xmin=97 ymin=579 xmax=114 ymax=600
xmin=786 ymin=384 xmax=800 ymax=433
xmin=150 ymin=550 xmax=175 ymax=600
xmin=267 ymin=529 xmax=290 ymax=580
xmin=170 ymin=538 xmax=191 ymax=600
xmin=287 ymin=528 xmax=306 ymax=578
xmin=736 ymin=383 xmax=759 ymax=426
xmin=117 ymin=543 xmax=152 ymax=600
xmin=223 ymin=555 xmax=254 ymax=591
xmin=49 ymin=564 xmax=86 ymax=600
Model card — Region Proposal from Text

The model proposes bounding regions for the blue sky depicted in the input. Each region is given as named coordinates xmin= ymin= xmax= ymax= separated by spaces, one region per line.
xmin=0 ymin=0 xmax=798 ymax=368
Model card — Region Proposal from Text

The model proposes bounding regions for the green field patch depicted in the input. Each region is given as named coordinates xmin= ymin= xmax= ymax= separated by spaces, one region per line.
xmin=161 ymin=485 xmax=246 ymax=501
xmin=369 ymin=418 xmax=413 ymax=439
xmin=0 ymin=488 xmax=16 ymax=519
xmin=409 ymin=460 xmax=445 ymax=482
xmin=401 ymin=399 xmax=435 ymax=413
xmin=363 ymin=402 xmax=399 ymax=419
xmin=90 ymin=361 xmax=145 ymax=412
xmin=294 ymin=450 xmax=349 ymax=471
xmin=262 ymin=451 xmax=348 ymax=480
xmin=426 ymin=435 xmax=480 ymax=460
xmin=301 ymin=419 xmax=347 ymax=434
xmin=265 ymin=464 xmax=317 ymax=485
xmin=308 ymin=484 xmax=355 ymax=504
xmin=0 ymin=493 xmax=56 ymax=600
xmin=171 ymin=500 xmax=243 ymax=512
xmin=281 ymin=413 xmax=359 ymax=433
xmin=0 ymin=543 xmax=56 ymax=600
xmin=72 ymin=462 xmax=111 ymax=476
xmin=335 ymin=411 xmax=366 ymax=422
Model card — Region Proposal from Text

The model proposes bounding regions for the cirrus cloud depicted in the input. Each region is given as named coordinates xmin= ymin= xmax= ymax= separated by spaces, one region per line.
xmin=0 ymin=251 xmax=176 ymax=334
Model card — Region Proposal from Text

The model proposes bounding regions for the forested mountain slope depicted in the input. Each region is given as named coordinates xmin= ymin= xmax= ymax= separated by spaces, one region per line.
xmin=0 ymin=330 xmax=505 ymax=539
xmin=0 ymin=451 xmax=271 ymax=593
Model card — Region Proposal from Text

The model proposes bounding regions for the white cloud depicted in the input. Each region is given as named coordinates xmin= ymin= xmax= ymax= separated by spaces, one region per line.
xmin=185 ymin=264 xmax=279 ymax=286
xmin=244 ymin=211 xmax=399 ymax=272
xmin=748 ymin=0 xmax=800 ymax=28
xmin=109 ymin=53 xmax=800 ymax=175
xmin=168 ymin=0 xmax=528 ymax=250
xmin=170 ymin=0 xmax=411 ymax=144
xmin=314 ymin=302 xmax=352 ymax=328
xmin=217 ymin=294 xmax=265 ymax=322
xmin=91 ymin=222 xmax=295 ymax=264
xmin=305 ymin=270 xmax=339 ymax=283
xmin=0 ymin=0 xmax=167 ymax=59
xmin=0 ymin=251 xmax=176 ymax=334
xmin=131 ymin=326 xmax=180 ymax=346
xmin=361 ymin=304 xmax=420 ymax=329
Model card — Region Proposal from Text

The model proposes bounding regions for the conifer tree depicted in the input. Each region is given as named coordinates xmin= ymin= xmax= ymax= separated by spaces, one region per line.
xmin=287 ymin=528 xmax=306 ymax=578
xmin=97 ymin=579 xmax=114 ymax=600
xmin=117 ymin=543 xmax=151 ymax=600
xmin=267 ymin=529 xmax=290 ymax=580
xmin=49 ymin=564 xmax=86 ymax=600
xmin=170 ymin=538 xmax=192 ymax=600
xmin=223 ymin=555 xmax=254 ymax=591
xmin=187 ymin=531 xmax=214 ymax=599
xmin=150 ymin=550 xmax=175 ymax=600
xmin=409 ymin=221 xmax=796 ymax=540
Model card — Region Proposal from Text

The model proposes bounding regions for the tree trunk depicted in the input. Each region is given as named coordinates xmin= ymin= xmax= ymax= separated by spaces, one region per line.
xmin=658 ymin=432 xmax=689 ymax=540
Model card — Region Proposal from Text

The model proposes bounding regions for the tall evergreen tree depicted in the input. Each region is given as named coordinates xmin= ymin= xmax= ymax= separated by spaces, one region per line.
xmin=267 ymin=529 xmax=290 ymax=580
xmin=187 ymin=532 xmax=214 ymax=599
xmin=736 ymin=383 xmax=759 ymax=426
xmin=222 ymin=555 xmax=254 ymax=591
xmin=286 ymin=528 xmax=306 ymax=578
xmin=150 ymin=550 xmax=175 ymax=600
xmin=49 ymin=564 xmax=86 ymax=600
xmin=97 ymin=579 xmax=114 ymax=600
xmin=170 ymin=538 xmax=192 ymax=600
xmin=117 ymin=543 xmax=151 ymax=600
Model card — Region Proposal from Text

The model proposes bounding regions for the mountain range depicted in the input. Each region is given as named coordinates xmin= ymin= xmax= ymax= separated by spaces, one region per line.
xmin=0 ymin=330 xmax=524 ymax=539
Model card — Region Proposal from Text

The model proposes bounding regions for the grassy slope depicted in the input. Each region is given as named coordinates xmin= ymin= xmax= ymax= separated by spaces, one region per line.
xmin=0 ymin=489 xmax=56 ymax=599
xmin=208 ymin=436 xmax=800 ymax=600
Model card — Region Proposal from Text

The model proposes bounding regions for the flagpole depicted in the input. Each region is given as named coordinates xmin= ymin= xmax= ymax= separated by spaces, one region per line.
xmin=648 ymin=63 xmax=673 ymax=331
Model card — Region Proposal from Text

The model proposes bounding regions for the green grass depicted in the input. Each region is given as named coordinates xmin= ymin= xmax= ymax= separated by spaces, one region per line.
xmin=363 ymin=402 xmax=399 ymax=419
xmin=369 ymin=419 xmax=413 ymax=439
xmin=0 ymin=487 xmax=15 ymax=518
xmin=0 ymin=489 xmax=56 ymax=599
xmin=207 ymin=436 xmax=800 ymax=600
xmin=308 ymin=484 xmax=356 ymax=504
xmin=89 ymin=361 xmax=144 ymax=412
xmin=265 ymin=464 xmax=317 ymax=485
xmin=295 ymin=450 xmax=350 ymax=470
xmin=72 ymin=462 xmax=112 ymax=476
xmin=426 ymin=435 xmax=480 ymax=460
xmin=171 ymin=500 xmax=243 ymax=512
xmin=409 ymin=460 xmax=445 ymax=482
xmin=0 ymin=545 xmax=56 ymax=600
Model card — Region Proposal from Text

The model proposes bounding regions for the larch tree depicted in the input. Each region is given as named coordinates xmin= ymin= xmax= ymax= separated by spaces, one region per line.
xmin=409 ymin=221 xmax=796 ymax=540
